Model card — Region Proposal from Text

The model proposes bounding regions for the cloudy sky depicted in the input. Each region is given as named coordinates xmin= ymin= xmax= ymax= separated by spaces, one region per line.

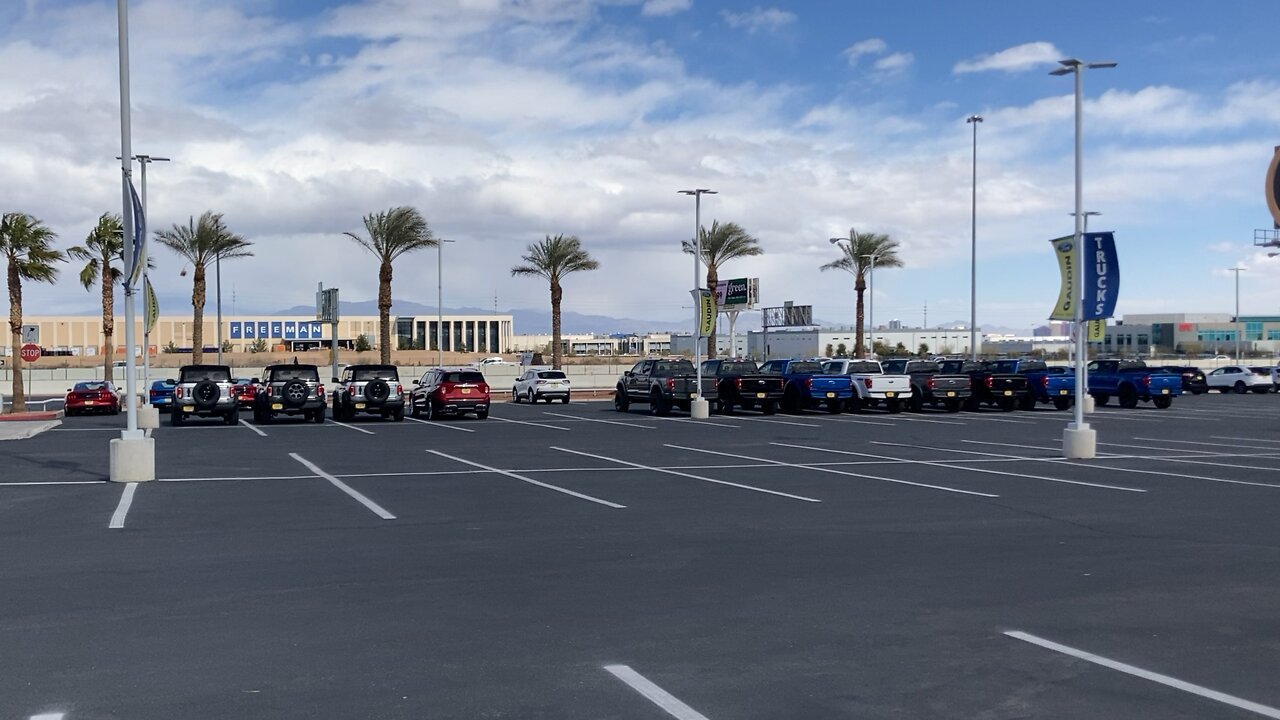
xmin=3 ymin=0 xmax=1279 ymax=332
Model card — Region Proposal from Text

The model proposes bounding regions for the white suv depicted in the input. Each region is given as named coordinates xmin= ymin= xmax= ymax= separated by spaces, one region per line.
xmin=1206 ymin=365 xmax=1273 ymax=394
xmin=513 ymin=369 xmax=571 ymax=404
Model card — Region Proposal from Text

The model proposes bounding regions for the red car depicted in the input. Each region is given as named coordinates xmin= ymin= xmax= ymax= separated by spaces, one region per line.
xmin=232 ymin=378 xmax=258 ymax=408
xmin=64 ymin=381 xmax=122 ymax=416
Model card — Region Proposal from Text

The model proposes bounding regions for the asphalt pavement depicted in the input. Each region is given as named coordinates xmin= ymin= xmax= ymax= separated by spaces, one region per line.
xmin=3 ymin=391 xmax=1280 ymax=719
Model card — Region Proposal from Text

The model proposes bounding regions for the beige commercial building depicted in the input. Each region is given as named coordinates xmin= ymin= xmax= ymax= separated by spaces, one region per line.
xmin=9 ymin=313 xmax=515 ymax=357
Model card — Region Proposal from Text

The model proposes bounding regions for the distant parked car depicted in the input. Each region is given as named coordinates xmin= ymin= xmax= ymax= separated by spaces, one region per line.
xmin=231 ymin=378 xmax=257 ymax=407
xmin=411 ymin=367 xmax=491 ymax=419
xmin=479 ymin=357 xmax=515 ymax=366
xmin=148 ymin=378 xmax=177 ymax=410
xmin=172 ymin=365 xmax=239 ymax=426
xmin=332 ymin=364 xmax=405 ymax=421
xmin=1248 ymin=366 xmax=1280 ymax=393
xmin=1206 ymin=365 xmax=1272 ymax=394
xmin=1159 ymin=366 xmax=1208 ymax=395
xmin=65 ymin=381 xmax=122 ymax=416
xmin=513 ymin=368 xmax=571 ymax=404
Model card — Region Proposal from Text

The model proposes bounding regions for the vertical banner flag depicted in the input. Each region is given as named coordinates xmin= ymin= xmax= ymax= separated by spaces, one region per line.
xmin=271 ymin=321 xmax=283 ymax=338
xmin=1048 ymin=235 xmax=1074 ymax=321
xmin=1081 ymin=232 xmax=1119 ymax=320
xmin=127 ymin=178 xmax=146 ymax=288
xmin=230 ymin=322 xmax=242 ymax=340
xmin=143 ymin=276 xmax=159 ymax=334
xmin=243 ymin=322 xmax=255 ymax=339
xmin=1087 ymin=319 xmax=1105 ymax=342
xmin=257 ymin=321 xmax=269 ymax=339
xmin=691 ymin=289 xmax=716 ymax=337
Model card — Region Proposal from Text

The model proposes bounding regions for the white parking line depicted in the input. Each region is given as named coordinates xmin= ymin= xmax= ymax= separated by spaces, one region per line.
xmin=31 ymin=713 xmax=66 ymax=720
xmin=239 ymin=419 xmax=267 ymax=437
xmin=811 ymin=415 xmax=898 ymax=427
xmin=653 ymin=416 xmax=741 ymax=429
xmin=730 ymin=415 xmax=823 ymax=428
xmin=485 ymin=415 xmax=570 ymax=431
xmin=604 ymin=664 xmax=711 ymax=720
xmin=543 ymin=411 xmax=656 ymax=429
xmin=159 ymin=474 xmax=317 ymax=482
xmin=1005 ymin=630 xmax=1280 ymax=719
xmin=0 ymin=480 xmax=105 ymax=486
xmin=109 ymin=482 xmax=138 ymax=529
xmin=887 ymin=415 xmax=966 ymax=425
xmin=428 ymin=450 xmax=625 ymax=508
xmin=326 ymin=419 xmax=376 ymax=435
xmin=1213 ymin=436 xmax=1280 ymax=444
xmin=666 ymin=444 xmax=997 ymax=498
xmin=952 ymin=413 xmax=1035 ymax=424
xmin=553 ymin=446 xmax=822 ymax=503
xmin=404 ymin=416 xmax=476 ymax=433
xmin=290 ymin=453 xmax=396 ymax=520
xmin=1133 ymin=437 xmax=1278 ymax=451
xmin=779 ymin=442 xmax=1145 ymax=493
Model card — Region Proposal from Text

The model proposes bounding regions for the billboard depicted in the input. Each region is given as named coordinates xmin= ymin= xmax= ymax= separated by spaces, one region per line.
xmin=714 ymin=277 xmax=758 ymax=309
xmin=762 ymin=304 xmax=813 ymax=327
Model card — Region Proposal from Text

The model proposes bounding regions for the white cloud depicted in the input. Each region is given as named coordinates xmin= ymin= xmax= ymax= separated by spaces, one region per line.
xmin=720 ymin=7 xmax=796 ymax=34
xmin=953 ymin=41 xmax=1063 ymax=74
xmin=842 ymin=38 xmax=886 ymax=66
xmin=874 ymin=52 xmax=913 ymax=73
xmin=641 ymin=0 xmax=691 ymax=17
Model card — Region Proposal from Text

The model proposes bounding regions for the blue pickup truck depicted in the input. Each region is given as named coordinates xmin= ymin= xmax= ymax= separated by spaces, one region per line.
xmin=1087 ymin=359 xmax=1182 ymax=409
xmin=759 ymin=359 xmax=853 ymax=414
xmin=985 ymin=359 xmax=1075 ymax=411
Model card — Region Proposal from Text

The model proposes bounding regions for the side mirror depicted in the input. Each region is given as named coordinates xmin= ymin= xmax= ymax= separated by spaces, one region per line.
xmin=251 ymin=378 xmax=260 ymax=384
xmin=166 ymin=379 xmax=176 ymax=384
xmin=412 ymin=380 xmax=420 ymax=385
xmin=66 ymin=388 xmax=72 ymax=392
xmin=332 ymin=377 xmax=340 ymax=383
xmin=624 ymin=371 xmax=633 ymax=377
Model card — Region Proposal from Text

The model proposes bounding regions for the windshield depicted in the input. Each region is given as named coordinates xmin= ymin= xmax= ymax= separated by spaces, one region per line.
xmin=353 ymin=366 xmax=399 ymax=381
xmin=720 ymin=362 xmax=758 ymax=375
xmin=939 ymin=361 xmax=966 ymax=374
xmin=179 ymin=367 xmax=232 ymax=383
xmin=787 ymin=362 xmax=824 ymax=374
xmin=881 ymin=360 xmax=906 ymax=374
xmin=270 ymin=367 xmax=320 ymax=382
xmin=846 ymin=361 xmax=881 ymax=374
xmin=536 ymin=371 xmax=566 ymax=379
xmin=986 ymin=360 xmax=1020 ymax=374
xmin=654 ymin=361 xmax=695 ymax=375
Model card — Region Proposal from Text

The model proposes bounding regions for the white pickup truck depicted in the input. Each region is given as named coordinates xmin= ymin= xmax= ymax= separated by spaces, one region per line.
xmin=822 ymin=359 xmax=913 ymax=413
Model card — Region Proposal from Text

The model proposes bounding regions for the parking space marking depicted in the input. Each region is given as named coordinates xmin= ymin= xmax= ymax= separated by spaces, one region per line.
xmin=604 ymin=664 xmax=711 ymax=720
xmin=404 ymin=416 xmax=476 ymax=433
xmin=30 ymin=713 xmax=65 ymax=720
xmin=553 ymin=446 xmax=822 ymax=503
xmin=326 ymin=419 xmax=376 ymax=435
xmin=1213 ymin=436 xmax=1280 ymax=445
xmin=428 ymin=450 xmax=626 ymax=508
xmin=290 ymin=453 xmax=396 ymax=520
xmin=666 ymin=444 xmax=997 ymax=498
xmin=543 ymin=411 xmax=656 ymax=429
xmin=1005 ymin=630 xmax=1280 ymax=719
xmin=887 ymin=415 xmax=966 ymax=425
xmin=1 ymin=480 xmax=105 ymax=486
xmin=109 ymin=482 xmax=138 ymax=529
xmin=1133 ymin=437 xmax=1279 ymax=451
xmin=729 ymin=415 xmax=822 ymax=428
xmin=159 ymin=474 xmax=317 ymax=482
xmin=951 ymin=414 xmax=1035 ymax=425
xmin=485 ymin=415 xmax=570 ymax=431
xmin=239 ymin=419 xmax=267 ymax=437
xmin=810 ymin=415 xmax=897 ymax=427
xmin=653 ymin=416 xmax=741 ymax=429
xmin=783 ymin=442 xmax=1146 ymax=493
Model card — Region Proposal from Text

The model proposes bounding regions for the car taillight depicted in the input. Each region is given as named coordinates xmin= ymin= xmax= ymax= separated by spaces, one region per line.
xmin=175 ymin=387 xmax=183 ymax=399
xmin=806 ymin=378 xmax=813 ymax=389
xmin=984 ymin=376 xmax=993 ymax=389
xmin=396 ymin=384 xmax=403 ymax=395
xmin=536 ymin=379 xmax=546 ymax=385
xmin=735 ymin=378 xmax=743 ymax=390
xmin=1040 ymin=375 xmax=1049 ymax=388
xmin=317 ymin=384 xmax=324 ymax=397
xmin=1142 ymin=375 xmax=1151 ymax=387
xmin=863 ymin=377 xmax=873 ymax=389
xmin=927 ymin=377 xmax=936 ymax=390
xmin=666 ymin=378 xmax=675 ymax=391
xmin=479 ymin=383 xmax=489 ymax=393
xmin=348 ymin=385 xmax=357 ymax=396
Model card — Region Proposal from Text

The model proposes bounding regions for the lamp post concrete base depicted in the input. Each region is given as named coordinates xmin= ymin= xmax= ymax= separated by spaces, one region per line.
xmin=110 ymin=436 xmax=156 ymax=483
xmin=1081 ymin=394 xmax=1095 ymax=414
xmin=137 ymin=405 xmax=159 ymax=430
xmin=1062 ymin=423 xmax=1096 ymax=460
xmin=690 ymin=398 xmax=711 ymax=419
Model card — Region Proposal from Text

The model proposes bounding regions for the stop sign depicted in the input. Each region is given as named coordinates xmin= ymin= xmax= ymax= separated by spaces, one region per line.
xmin=19 ymin=343 xmax=40 ymax=362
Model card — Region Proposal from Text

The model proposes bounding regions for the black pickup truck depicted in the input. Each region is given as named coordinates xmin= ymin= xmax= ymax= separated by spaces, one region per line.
xmin=937 ymin=359 xmax=1029 ymax=412
xmin=614 ymin=358 xmax=718 ymax=416
xmin=701 ymin=359 xmax=784 ymax=415
xmin=881 ymin=359 xmax=971 ymax=412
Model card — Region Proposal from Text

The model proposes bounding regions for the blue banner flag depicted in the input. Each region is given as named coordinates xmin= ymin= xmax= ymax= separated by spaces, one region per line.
xmin=310 ymin=322 xmax=323 ymax=338
xmin=243 ymin=322 xmax=255 ymax=339
xmin=230 ymin=322 xmax=242 ymax=339
xmin=1082 ymin=232 xmax=1119 ymax=320
xmin=258 ymin=322 xmax=269 ymax=339
xmin=284 ymin=321 xmax=296 ymax=339
xmin=126 ymin=178 xmax=146 ymax=288
xmin=271 ymin=321 xmax=283 ymax=338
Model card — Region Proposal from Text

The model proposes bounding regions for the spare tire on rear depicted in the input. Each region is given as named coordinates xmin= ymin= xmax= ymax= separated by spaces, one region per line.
xmin=282 ymin=379 xmax=309 ymax=407
xmin=193 ymin=380 xmax=220 ymax=409
xmin=364 ymin=378 xmax=390 ymax=405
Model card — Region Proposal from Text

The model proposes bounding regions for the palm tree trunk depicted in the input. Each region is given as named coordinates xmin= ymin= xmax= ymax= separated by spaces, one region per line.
xmin=192 ymin=264 xmax=206 ymax=364
xmin=550 ymin=280 xmax=563 ymax=370
xmin=102 ymin=253 xmax=114 ymax=383
xmin=8 ymin=259 xmax=24 ymax=413
xmin=705 ymin=266 xmax=718 ymax=359
xmin=854 ymin=272 xmax=867 ymax=359
xmin=378 ymin=260 xmax=393 ymax=365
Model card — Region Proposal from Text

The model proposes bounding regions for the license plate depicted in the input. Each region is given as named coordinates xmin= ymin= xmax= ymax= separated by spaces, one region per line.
xmin=885 ymin=391 xmax=895 ymax=398
xmin=756 ymin=392 xmax=766 ymax=399
xmin=272 ymin=403 xmax=283 ymax=410
xmin=1161 ymin=389 xmax=1169 ymax=395
xmin=1003 ymin=390 xmax=1012 ymax=396
xmin=84 ymin=401 xmax=96 ymax=405
xmin=461 ymin=388 xmax=471 ymax=394
xmin=946 ymin=391 xmax=956 ymax=397
xmin=1059 ymin=390 xmax=1068 ymax=395
xmin=826 ymin=392 xmax=835 ymax=398
xmin=355 ymin=403 xmax=366 ymax=409
xmin=183 ymin=406 xmax=194 ymax=412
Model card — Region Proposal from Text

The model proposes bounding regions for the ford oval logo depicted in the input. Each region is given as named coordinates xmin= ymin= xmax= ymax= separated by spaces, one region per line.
xmin=1057 ymin=241 xmax=1073 ymax=252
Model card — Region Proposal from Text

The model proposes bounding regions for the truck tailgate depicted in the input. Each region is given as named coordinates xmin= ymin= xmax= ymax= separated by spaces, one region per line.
xmin=858 ymin=375 xmax=911 ymax=394
xmin=931 ymin=376 xmax=969 ymax=392
xmin=808 ymin=375 xmax=852 ymax=392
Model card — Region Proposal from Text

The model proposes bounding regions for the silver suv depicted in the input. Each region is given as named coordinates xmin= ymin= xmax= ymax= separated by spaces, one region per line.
xmin=331 ymin=364 xmax=405 ymax=422
xmin=253 ymin=364 xmax=326 ymax=424
xmin=172 ymin=364 xmax=238 ymax=426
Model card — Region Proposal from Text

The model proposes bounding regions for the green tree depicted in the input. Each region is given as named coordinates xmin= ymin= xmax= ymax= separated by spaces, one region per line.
xmin=354 ymin=334 xmax=372 ymax=353
xmin=871 ymin=341 xmax=889 ymax=357
xmin=825 ymin=343 xmax=835 ymax=357
xmin=682 ymin=220 xmax=762 ymax=358
xmin=66 ymin=213 xmax=124 ymax=383
xmin=163 ymin=340 xmax=179 ymax=354
xmin=511 ymin=234 xmax=600 ymax=370
xmin=894 ymin=342 xmax=908 ymax=356
xmin=155 ymin=212 xmax=253 ymax=364
xmin=344 ymin=206 xmax=436 ymax=365
xmin=836 ymin=342 xmax=848 ymax=357
xmin=918 ymin=343 xmax=930 ymax=356
xmin=249 ymin=337 xmax=267 ymax=353
xmin=1 ymin=213 xmax=64 ymax=412
xmin=220 ymin=339 xmax=233 ymax=354
xmin=820 ymin=229 xmax=903 ymax=358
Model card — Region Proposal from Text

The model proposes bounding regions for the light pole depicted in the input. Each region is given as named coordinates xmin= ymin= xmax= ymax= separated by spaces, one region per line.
xmin=1228 ymin=266 xmax=1246 ymax=361
xmin=215 ymin=250 xmax=224 ymax=365
xmin=1051 ymin=57 xmax=1115 ymax=460
xmin=1070 ymin=210 xmax=1100 ymax=400
xmin=679 ymin=188 xmax=716 ymax=419
xmin=860 ymin=253 xmax=880 ymax=357
xmin=134 ymin=154 xmax=168 ymax=393
xmin=967 ymin=114 xmax=983 ymax=361
xmin=437 ymin=238 xmax=455 ymax=367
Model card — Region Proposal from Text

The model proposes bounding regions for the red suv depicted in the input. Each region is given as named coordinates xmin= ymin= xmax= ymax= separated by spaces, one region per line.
xmin=410 ymin=367 xmax=490 ymax=420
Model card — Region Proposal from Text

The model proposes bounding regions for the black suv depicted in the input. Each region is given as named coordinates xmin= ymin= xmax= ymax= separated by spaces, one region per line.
xmin=172 ymin=364 xmax=238 ymax=426
xmin=1159 ymin=365 xmax=1208 ymax=395
xmin=332 ymin=364 xmax=405 ymax=422
xmin=253 ymin=364 xmax=327 ymax=424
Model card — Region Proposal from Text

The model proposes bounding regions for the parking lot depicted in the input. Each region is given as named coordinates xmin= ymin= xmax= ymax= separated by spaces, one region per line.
xmin=4 ymin=392 xmax=1280 ymax=719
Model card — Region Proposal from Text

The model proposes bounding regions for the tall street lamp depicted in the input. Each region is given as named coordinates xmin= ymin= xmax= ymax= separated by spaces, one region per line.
xmin=967 ymin=114 xmax=983 ymax=361
xmin=1070 ymin=210 xmax=1100 ymax=400
xmin=1228 ymin=266 xmax=1246 ymax=361
xmin=437 ymin=238 xmax=456 ymax=367
xmin=679 ymin=188 xmax=716 ymax=419
xmin=860 ymin=253 xmax=881 ymax=356
xmin=1051 ymin=57 xmax=1116 ymax=460
xmin=133 ymin=154 xmax=168 ymax=393
xmin=216 ymin=250 xmax=224 ymax=365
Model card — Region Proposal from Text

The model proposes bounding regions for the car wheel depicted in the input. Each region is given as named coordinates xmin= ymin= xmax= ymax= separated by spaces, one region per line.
xmin=1119 ymin=386 xmax=1139 ymax=409
xmin=365 ymin=379 xmax=391 ymax=404
xmin=1052 ymin=397 xmax=1071 ymax=411
xmin=614 ymin=389 xmax=630 ymax=412
xmin=909 ymin=393 xmax=924 ymax=412
xmin=313 ymin=406 xmax=327 ymax=424
xmin=424 ymin=399 xmax=437 ymax=421
xmin=782 ymin=387 xmax=801 ymax=414
xmin=846 ymin=396 xmax=862 ymax=414
xmin=561 ymin=394 xmax=570 ymax=404
xmin=410 ymin=396 xmax=422 ymax=417
xmin=512 ymin=388 xmax=520 ymax=403
xmin=476 ymin=408 xmax=489 ymax=419
xmin=170 ymin=410 xmax=184 ymax=426
xmin=392 ymin=406 xmax=404 ymax=422
xmin=1094 ymin=394 xmax=1109 ymax=406
xmin=1153 ymin=397 xmax=1173 ymax=409
xmin=886 ymin=399 xmax=902 ymax=414
xmin=1234 ymin=381 xmax=1247 ymax=394
xmin=1019 ymin=394 xmax=1036 ymax=411
xmin=224 ymin=408 xmax=239 ymax=426
xmin=650 ymin=389 xmax=670 ymax=416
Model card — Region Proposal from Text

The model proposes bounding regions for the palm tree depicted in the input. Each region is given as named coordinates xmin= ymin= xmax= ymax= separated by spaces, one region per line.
xmin=511 ymin=234 xmax=599 ymax=370
xmin=682 ymin=220 xmax=762 ymax=358
xmin=1 ymin=212 xmax=64 ymax=413
xmin=67 ymin=213 xmax=124 ymax=383
xmin=821 ymin=228 xmax=903 ymax=358
xmin=155 ymin=212 xmax=253 ymax=364
xmin=344 ymin=206 xmax=436 ymax=365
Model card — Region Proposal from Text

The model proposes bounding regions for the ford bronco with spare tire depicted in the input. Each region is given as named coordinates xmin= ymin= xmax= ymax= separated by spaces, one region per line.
xmin=253 ymin=364 xmax=327 ymax=424
xmin=171 ymin=364 xmax=239 ymax=426
xmin=331 ymin=364 xmax=405 ymax=422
